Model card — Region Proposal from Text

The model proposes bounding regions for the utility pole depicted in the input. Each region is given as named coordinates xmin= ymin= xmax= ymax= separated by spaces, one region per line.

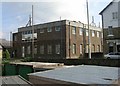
xmin=86 ymin=0 xmax=91 ymax=59
xmin=32 ymin=5 xmax=34 ymax=58
xmin=10 ymin=31 xmax=12 ymax=47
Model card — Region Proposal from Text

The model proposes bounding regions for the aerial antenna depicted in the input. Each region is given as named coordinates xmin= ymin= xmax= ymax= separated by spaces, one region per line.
xmin=26 ymin=15 xmax=32 ymax=27
xmin=90 ymin=16 xmax=96 ymax=26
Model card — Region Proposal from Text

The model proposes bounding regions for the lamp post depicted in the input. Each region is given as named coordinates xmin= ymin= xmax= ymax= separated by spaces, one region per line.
xmin=86 ymin=0 xmax=91 ymax=59
xmin=32 ymin=5 xmax=34 ymax=58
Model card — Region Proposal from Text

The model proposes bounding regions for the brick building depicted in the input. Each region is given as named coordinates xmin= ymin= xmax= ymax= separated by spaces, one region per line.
xmin=13 ymin=20 xmax=102 ymax=59
xmin=99 ymin=0 xmax=120 ymax=54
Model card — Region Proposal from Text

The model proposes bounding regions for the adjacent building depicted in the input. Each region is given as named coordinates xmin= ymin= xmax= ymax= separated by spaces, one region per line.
xmin=13 ymin=20 xmax=102 ymax=59
xmin=99 ymin=0 xmax=120 ymax=54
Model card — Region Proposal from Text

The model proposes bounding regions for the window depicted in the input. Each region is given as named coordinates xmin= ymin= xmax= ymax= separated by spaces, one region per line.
xmin=22 ymin=32 xmax=37 ymax=41
xmin=73 ymin=44 xmax=76 ymax=54
xmin=22 ymin=46 xmax=25 ymax=57
xmin=47 ymin=27 xmax=52 ymax=32
xmin=40 ymin=45 xmax=44 ymax=54
xmin=97 ymin=31 xmax=100 ymax=37
xmin=79 ymin=28 xmax=83 ymax=35
xmin=97 ymin=45 xmax=100 ymax=52
xmin=27 ymin=46 xmax=30 ymax=54
xmin=40 ymin=28 xmax=44 ymax=33
xmin=86 ymin=44 xmax=89 ymax=53
xmin=92 ymin=30 xmax=95 ymax=37
xmin=56 ymin=44 xmax=60 ymax=54
xmin=108 ymin=26 xmax=113 ymax=35
xmin=55 ymin=26 xmax=60 ymax=31
xmin=86 ymin=29 xmax=88 ymax=36
xmin=47 ymin=45 xmax=52 ymax=54
xmin=80 ymin=44 xmax=83 ymax=54
xmin=92 ymin=44 xmax=95 ymax=52
xmin=72 ymin=27 xmax=76 ymax=34
xmin=34 ymin=33 xmax=37 ymax=39
xmin=112 ymin=12 xmax=118 ymax=19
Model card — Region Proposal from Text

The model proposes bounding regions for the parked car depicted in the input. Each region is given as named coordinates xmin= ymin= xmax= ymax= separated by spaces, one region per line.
xmin=104 ymin=52 xmax=120 ymax=59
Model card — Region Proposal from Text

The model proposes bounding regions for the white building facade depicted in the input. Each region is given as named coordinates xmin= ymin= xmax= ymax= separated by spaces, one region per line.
xmin=100 ymin=0 xmax=120 ymax=54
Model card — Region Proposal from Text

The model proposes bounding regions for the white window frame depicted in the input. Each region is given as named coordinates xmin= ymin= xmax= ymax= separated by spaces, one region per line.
xmin=80 ymin=44 xmax=82 ymax=54
xmin=55 ymin=26 xmax=60 ymax=31
xmin=97 ymin=31 xmax=100 ymax=38
xmin=79 ymin=28 xmax=83 ymax=35
xmin=92 ymin=30 xmax=95 ymax=37
xmin=73 ymin=44 xmax=76 ymax=54
xmin=47 ymin=27 xmax=52 ymax=32
xmin=72 ymin=27 xmax=76 ymax=35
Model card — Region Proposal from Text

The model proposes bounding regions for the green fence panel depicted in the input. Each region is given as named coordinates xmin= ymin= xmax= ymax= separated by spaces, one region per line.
xmin=4 ymin=64 xmax=17 ymax=76
xmin=18 ymin=65 xmax=33 ymax=80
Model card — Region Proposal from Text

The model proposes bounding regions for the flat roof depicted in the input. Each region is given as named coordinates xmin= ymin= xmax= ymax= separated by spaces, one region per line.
xmin=29 ymin=65 xmax=120 ymax=85
xmin=18 ymin=20 xmax=102 ymax=32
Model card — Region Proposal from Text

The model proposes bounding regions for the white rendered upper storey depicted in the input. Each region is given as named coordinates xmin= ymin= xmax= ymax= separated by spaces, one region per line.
xmin=99 ymin=0 xmax=120 ymax=29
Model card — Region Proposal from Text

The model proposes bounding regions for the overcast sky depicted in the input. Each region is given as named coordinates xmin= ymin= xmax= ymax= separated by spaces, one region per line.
xmin=1 ymin=0 xmax=112 ymax=40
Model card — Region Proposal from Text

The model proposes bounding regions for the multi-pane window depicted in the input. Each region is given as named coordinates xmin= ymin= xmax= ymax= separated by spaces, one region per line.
xmin=47 ymin=45 xmax=52 ymax=54
xmin=73 ymin=44 xmax=76 ymax=54
xmin=27 ymin=46 xmax=30 ymax=54
xmin=55 ymin=26 xmax=61 ymax=31
xmin=97 ymin=45 xmax=100 ymax=52
xmin=56 ymin=44 xmax=60 ymax=54
xmin=97 ymin=31 xmax=100 ymax=37
xmin=112 ymin=12 xmax=118 ymax=19
xmin=79 ymin=28 xmax=83 ymax=35
xmin=92 ymin=30 xmax=95 ymax=37
xmin=72 ymin=27 xmax=76 ymax=34
xmin=40 ymin=28 xmax=44 ymax=33
xmin=40 ymin=45 xmax=44 ymax=54
xmin=22 ymin=31 xmax=37 ymax=41
xmin=47 ymin=27 xmax=52 ymax=32
xmin=108 ymin=26 xmax=113 ymax=35
xmin=86 ymin=29 xmax=88 ymax=36
xmin=92 ymin=44 xmax=95 ymax=52
xmin=80 ymin=44 xmax=83 ymax=54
